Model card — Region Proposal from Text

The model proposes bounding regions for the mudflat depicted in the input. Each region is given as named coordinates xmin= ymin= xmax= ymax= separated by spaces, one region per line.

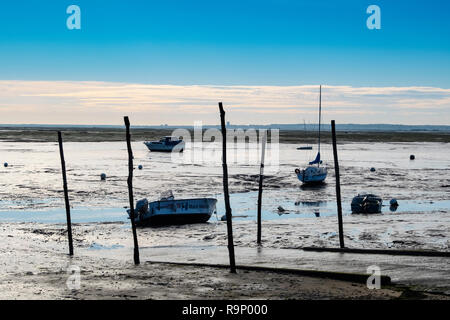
xmin=1 ymin=127 xmax=449 ymax=143
xmin=1 ymin=221 xmax=448 ymax=300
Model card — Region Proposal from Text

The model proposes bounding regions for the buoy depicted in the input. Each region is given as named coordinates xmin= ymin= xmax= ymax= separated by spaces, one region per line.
xmin=220 ymin=215 xmax=227 ymax=221
xmin=100 ymin=173 xmax=107 ymax=180
xmin=138 ymin=165 xmax=143 ymax=170
xmin=314 ymin=212 xmax=320 ymax=217
xmin=389 ymin=198 xmax=398 ymax=206
xmin=3 ymin=162 xmax=8 ymax=167
xmin=370 ymin=167 xmax=376 ymax=172
xmin=410 ymin=155 xmax=415 ymax=160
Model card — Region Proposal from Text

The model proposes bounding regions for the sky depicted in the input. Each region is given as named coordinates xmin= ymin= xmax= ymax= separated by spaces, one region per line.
xmin=0 ymin=0 xmax=449 ymax=125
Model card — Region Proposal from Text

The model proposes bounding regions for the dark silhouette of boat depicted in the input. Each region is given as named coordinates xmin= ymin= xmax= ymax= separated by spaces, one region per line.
xmin=351 ymin=194 xmax=382 ymax=214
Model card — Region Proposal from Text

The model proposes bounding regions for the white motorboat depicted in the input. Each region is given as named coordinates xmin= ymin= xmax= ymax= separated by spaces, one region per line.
xmin=128 ymin=191 xmax=217 ymax=226
xmin=144 ymin=136 xmax=185 ymax=152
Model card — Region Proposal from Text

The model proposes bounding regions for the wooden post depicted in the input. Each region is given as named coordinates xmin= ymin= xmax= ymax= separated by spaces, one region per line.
xmin=124 ymin=116 xmax=140 ymax=265
xmin=257 ymin=130 xmax=267 ymax=245
xmin=331 ymin=120 xmax=345 ymax=248
xmin=57 ymin=131 xmax=74 ymax=256
xmin=218 ymin=102 xmax=236 ymax=273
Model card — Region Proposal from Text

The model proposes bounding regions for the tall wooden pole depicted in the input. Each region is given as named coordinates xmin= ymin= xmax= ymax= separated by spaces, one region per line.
xmin=331 ymin=120 xmax=345 ymax=248
xmin=124 ymin=116 xmax=140 ymax=265
xmin=218 ymin=102 xmax=236 ymax=273
xmin=57 ymin=131 xmax=74 ymax=256
xmin=257 ymin=130 xmax=267 ymax=245
xmin=318 ymin=85 xmax=322 ymax=157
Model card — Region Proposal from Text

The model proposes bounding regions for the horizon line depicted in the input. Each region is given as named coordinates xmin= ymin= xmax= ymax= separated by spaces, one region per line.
xmin=1 ymin=123 xmax=449 ymax=129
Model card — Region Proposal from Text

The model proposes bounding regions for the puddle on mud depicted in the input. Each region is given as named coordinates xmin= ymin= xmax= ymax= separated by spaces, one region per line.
xmin=0 ymin=192 xmax=448 ymax=224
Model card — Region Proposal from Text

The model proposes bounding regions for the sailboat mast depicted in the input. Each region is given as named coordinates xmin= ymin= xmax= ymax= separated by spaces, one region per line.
xmin=318 ymin=85 xmax=322 ymax=165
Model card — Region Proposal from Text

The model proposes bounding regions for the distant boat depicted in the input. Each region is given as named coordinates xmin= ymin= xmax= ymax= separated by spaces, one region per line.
xmin=144 ymin=136 xmax=185 ymax=152
xmin=295 ymin=86 xmax=328 ymax=184
xmin=297 ymin=120 xmax=313 ymax=150
xmin=128 ymin=191 xmax=217 ymax=226
xmin=351 ymin=194 xmax=382 ymax=214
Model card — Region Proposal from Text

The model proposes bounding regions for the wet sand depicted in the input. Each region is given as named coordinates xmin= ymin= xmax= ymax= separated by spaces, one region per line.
xmin=1 ymin=221 xmax=448 ymax=300
xmin=0 ymin=129 xmax=448 ymax=299
xmin=1 ymin=127 xmax=449 ymax=143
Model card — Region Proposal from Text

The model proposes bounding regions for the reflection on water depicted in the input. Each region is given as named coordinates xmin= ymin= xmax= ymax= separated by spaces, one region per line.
xmin=295 ymin=200 xmax=327 ymax=207
xmin=0 ymin=195 xmax=448 ymax=224
xmin=299 ymin=183 xmax=327 ymax=191
xmin=0 ymin=141 xmax=449 ymax=221
xmin=390 ymin=205 xmax=398 ymax=212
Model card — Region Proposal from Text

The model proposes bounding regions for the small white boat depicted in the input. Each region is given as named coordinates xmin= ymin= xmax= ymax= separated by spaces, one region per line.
xmin=295 ymin=86 xmax=327 ymax=184
xmin=144 ymin=136 xmax=185 ymax=152
xmin=295 ymin=166 xmax=327 ymax=183
xmin=128 ymin=191 xmax=217 ymax=226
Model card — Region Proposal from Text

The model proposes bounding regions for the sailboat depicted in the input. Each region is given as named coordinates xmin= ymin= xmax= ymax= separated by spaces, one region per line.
xmin=297 ymin=120 xmax=313 ymax=150
xmin=295 ymin=85 xmax=328 ymax=184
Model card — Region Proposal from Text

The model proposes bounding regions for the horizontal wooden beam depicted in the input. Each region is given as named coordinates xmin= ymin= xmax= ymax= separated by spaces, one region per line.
xmin=303 ymin=247 xmax=450 ymax=258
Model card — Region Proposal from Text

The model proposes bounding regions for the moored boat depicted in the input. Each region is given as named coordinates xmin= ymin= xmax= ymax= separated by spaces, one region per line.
xmin=295 ymin=85 xmax=327 ymax=184
xmin=144 ymin=136 xmax=185 ymax=152
xmin=295 ymin=166 xmax=327 ymax=183
xmin=351 ymin=193 xmax=382 ymax=214
xmin=127 ymin=191 xmax=217 ymax=226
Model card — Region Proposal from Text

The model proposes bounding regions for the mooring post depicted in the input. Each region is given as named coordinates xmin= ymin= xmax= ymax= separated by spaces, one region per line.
xmin=257 ymin=130 xmax=267 ymax=245
xmin=57 ymin=131 xmax=74 ymax=256
xmin=331 ymin=120 xmax=345 ymax=248
xmin=218 ymin=102 xmax=237 ymax=273
xmin=124 ymin=116 xmax=140 ymax=265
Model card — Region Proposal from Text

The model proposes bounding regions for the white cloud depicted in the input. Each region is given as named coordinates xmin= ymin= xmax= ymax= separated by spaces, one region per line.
xmin=0 ymin=80 xmax=448 ymax=125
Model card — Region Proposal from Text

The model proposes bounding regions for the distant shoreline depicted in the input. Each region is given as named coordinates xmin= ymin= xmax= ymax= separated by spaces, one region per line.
xmin=1 ymin=123 xmax=449 ymax=132
xmin=0 ymin=127 xmax=449 ymax=143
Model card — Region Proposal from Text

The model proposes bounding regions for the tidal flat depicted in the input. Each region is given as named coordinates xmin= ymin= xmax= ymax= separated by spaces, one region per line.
xmin=0 ymin=128 xmax=449 ymax=299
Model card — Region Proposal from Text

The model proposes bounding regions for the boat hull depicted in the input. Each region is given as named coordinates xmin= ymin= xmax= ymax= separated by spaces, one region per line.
xmin=136 ymin=213 xmax=212 ymax=227
xmin=144 ymin=141 xmax=185 ymax=152
xmin=131 ymin=198 xmax=217 ymax=227
xmin=296 ymin=166 xmax=327 ymax=184
xmin=351 ymin=194 xmax=382 ymax=214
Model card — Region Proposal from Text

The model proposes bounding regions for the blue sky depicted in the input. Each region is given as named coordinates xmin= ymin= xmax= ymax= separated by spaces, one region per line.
xmin=1 ymin=0 xmax=449 ymax=86
xmin=0 ymin=0 xmax=449 ymax=124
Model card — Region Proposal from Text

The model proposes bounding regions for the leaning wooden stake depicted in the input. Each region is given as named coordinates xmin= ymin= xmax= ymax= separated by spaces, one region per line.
xmin=331 ymin=120 xmax=345 ymax=248
xmin=257 ymin=130 xmax=267 ymax=245
xmin=218 ymin=102 xmax=237 ymax=273
xmin=57 ymin=131 xmax=74 ymax=256
xmin=124 ymin=116 xmax=140 ymax=265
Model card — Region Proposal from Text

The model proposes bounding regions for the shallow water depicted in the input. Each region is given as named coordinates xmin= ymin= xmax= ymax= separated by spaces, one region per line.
xmin=0 ymin=195 xmax=448 ymax=224
xmin=0 ymin=139 xmax=448 ymax=252
xmin=0 ymin=140 xmax=448 ymax=213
